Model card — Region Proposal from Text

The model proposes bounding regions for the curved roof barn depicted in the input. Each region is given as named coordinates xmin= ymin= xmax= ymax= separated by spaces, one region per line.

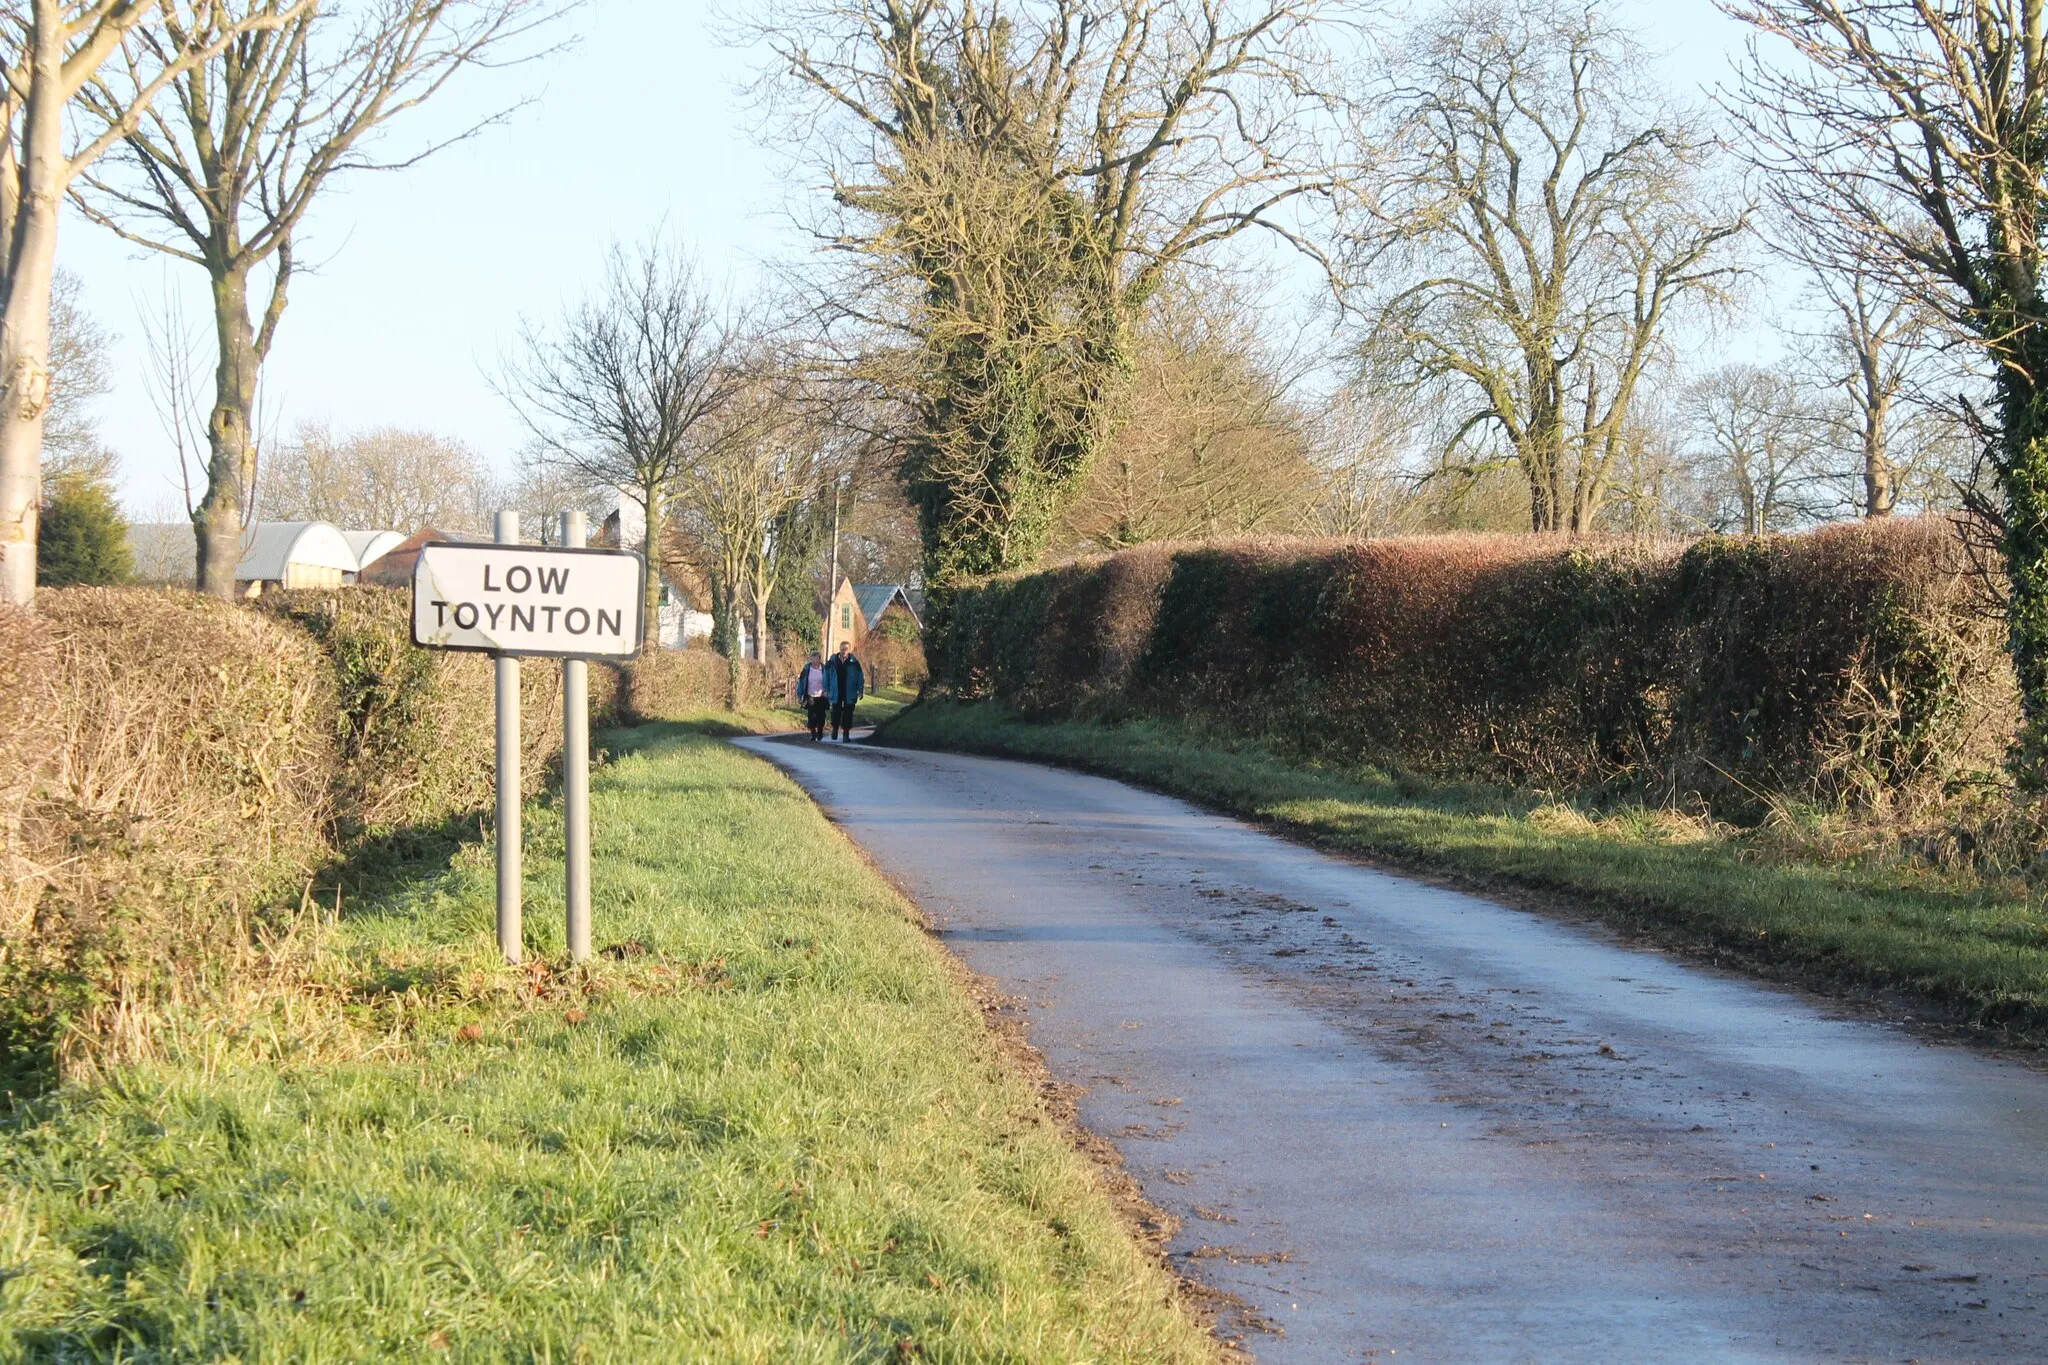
xmin=340 ymin=529 xmax=405 ymax=573
xmin=235 ymin=522 xmax=359 ymax=584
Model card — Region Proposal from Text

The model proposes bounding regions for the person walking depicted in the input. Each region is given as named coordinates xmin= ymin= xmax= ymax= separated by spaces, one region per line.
xmin=824 ymin=640 xmax=866 ymax=741
xmin=795 ymin=650 xmax=829 ymax=741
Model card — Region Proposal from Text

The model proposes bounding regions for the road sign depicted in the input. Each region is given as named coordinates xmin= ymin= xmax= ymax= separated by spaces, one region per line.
xmin=411 ymin=541 xmax=645 ymax=659
xmin=410 ymin=521 xmax=636 ymax=965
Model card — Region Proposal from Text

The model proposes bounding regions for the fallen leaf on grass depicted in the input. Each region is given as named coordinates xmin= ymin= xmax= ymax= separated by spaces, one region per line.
xmin=455 ymin=1024 xmax=483 ymax=1044
xmin=564 ymin=1008 xmax=587 ymax=1025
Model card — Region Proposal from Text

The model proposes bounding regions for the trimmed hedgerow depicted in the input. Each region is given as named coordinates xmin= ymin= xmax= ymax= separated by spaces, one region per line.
xmin=1 ymin=587 xmax=624 ymax=1091
xmin=621 ymin=644 xmax=749 ymax=720
xmin=260 ymin=587 xmax=620 ymax=835
xmin=937 ymin=520 xmax=2016 ymax=815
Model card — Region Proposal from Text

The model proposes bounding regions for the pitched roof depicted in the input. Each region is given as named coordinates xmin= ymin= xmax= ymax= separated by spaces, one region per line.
xmin=355 ymin=525 xmax=488 ymax=586
xmin=853 ymin=583 xmax=920 ymax=630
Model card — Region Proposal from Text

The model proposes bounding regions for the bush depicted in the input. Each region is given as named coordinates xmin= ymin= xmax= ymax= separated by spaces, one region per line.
xmin=1 ymin=585 xmax=626 ymax=1090
xmin=0 ymin=605 xmax=55 ymax=935
xmin=259 ymin=588 xmax=618 ymax=834
xmin=623 ymin=645 xmax=744 ymax=721
xmin=936 ymin=521 xmax=2017 ymax=815
xmin=4 ymin=589 xmax=339 ymax=1085
xmin=865 ymin=635 xmax=928 ymax=690
xmin=36 ymin=472 xmax=131 ymax=586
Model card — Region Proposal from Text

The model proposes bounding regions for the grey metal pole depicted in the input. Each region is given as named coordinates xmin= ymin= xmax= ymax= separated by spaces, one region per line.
xmin=494 ymin=509 xmax=523 ymax=963
xmin=561 ymin=508 xmax=592 ymax=963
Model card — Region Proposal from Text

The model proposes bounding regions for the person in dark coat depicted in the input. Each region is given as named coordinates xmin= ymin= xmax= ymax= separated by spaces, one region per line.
xmin=795 ymin=650 xmax=829 ymax=741
xmin=824 ymin=640 xmax=866 ymax=741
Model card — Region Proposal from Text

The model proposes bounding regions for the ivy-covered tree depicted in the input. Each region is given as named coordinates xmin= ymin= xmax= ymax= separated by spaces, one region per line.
xmin=37 ymin=472 xmax=131 ymax=586
xmin=756 ymin=0 xmax=1347 ymax=634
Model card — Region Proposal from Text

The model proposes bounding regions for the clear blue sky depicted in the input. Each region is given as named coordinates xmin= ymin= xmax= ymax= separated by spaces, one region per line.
xmin=67 ymin=0 xmax=1757 ymax=516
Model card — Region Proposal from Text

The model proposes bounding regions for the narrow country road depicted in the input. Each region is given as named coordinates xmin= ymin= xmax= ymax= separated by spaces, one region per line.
xmin=734 ymin=733 xmax=2048 ymax=1364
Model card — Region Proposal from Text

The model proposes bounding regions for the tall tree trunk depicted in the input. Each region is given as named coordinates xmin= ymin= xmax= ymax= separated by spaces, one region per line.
xmin=1862 ymin=364 xmax=1895 ymax=517
xmin=639 ymin=475 xmax=662 ymax=656
xmin=2000 ymin=355 xmax=2048 ymax=769
xmin=195 ymin=265 xmax=262 ymax=596
xmin=0 ymin=0 xmax=64 ymax=607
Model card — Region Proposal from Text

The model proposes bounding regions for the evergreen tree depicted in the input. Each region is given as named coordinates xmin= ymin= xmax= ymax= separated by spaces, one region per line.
xmin=37 ymin=472 xmax=132 ymax=586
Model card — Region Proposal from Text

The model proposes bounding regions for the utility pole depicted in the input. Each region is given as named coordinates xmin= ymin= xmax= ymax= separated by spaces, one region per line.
xmin=825 ymin=479 xmax=841 ymax=653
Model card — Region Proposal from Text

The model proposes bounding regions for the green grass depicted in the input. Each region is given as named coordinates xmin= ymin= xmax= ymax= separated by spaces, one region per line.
xmin=0 ymin=723 xmax=1215 ymax=1363
xmin=856 ymin=687 xmax=919 ymax=729
xmin=881 ymin=700 xmax=2048 ymax=1041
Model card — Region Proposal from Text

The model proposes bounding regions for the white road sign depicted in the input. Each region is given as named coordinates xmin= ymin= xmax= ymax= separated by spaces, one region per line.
xmin=411 ymin=541 xmax=645 ymax=659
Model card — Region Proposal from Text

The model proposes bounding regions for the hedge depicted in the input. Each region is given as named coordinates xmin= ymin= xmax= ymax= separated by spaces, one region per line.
xmin=0 ymin=586 xmax=620 ymax=1089
xmin=939 ymin=520 xmax=2018 ymax=814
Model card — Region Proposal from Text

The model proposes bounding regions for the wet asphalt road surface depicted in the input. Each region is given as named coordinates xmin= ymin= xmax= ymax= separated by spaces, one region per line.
xmin=734 ymin=733 xmax=2048 ymax=1364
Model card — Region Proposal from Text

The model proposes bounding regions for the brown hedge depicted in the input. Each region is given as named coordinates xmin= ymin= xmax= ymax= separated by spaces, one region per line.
xmin=1 ymin=586 xmax=625 ymax=1088
xmin=258 ymin=587 xmax=620 ymax=834
xmin=622 ymin=645 xmax=748 ymax=721
xmin=939 ymin=520 xmax=2017 ymax=813
xmin=3 ymin=590 xmax=341 ymax=1081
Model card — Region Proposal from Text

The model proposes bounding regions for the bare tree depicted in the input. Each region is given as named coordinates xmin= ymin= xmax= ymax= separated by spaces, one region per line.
xmin=72 ymin=0 xmax=563 ymax=597
xmin=753 ymin=0 xmax=1350 ymax=616
xmin=1057 ymin=280 xmax=1319 ymax=550
xmin=42 ymin=266 xmax=115 ymax=478
xmin=1304 ymin=379 xmax=1429 ymax=538
xmin=1762 ymin=202 xmax=1964 ymax=520
xmin=1680 ymin=363 xmax=1832 ymax=535
xmin=1340 ymin=2 xmax=1747 ymax=533
xmin=675 ymin=351 xmax=843 ymax=696
xmin=0 ymin=0 xmax=309 ymax=607
xmin=502 ymin=237 xmax=748 ymax=654
xmin=1724 ymin=0 xmax=2048 ymax=759
xmin=1593 ymin=391 xmax=1702 ymax=537
xmin=258 ymin=422 xmax=490 ymax=529
xmin=504 ymin=449 xmax=611 ymax=546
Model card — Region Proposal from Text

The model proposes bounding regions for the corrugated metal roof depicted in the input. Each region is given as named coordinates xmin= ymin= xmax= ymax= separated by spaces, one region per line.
xmin=236 ymin=522 xmax=359 ymax=580
xmin=340 ymin=529 xmax=404 ymax=569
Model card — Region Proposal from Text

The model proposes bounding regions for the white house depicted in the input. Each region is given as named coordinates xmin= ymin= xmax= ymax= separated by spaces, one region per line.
xmin=607 ymin=486 xmax=745 ymax=653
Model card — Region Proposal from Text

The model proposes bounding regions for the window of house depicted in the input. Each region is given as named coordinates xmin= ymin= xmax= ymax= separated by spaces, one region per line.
xmin=841 ymin=604 xmax=852 ymax=629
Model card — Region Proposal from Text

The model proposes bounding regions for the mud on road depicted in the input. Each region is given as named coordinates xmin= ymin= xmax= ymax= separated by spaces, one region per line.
xmin=737 ymin=734 xmax=2048 ymax=1364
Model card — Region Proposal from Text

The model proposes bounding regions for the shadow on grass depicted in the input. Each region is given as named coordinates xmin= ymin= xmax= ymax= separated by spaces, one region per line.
xmin=321 ymin=811 xmax=488 ymax=919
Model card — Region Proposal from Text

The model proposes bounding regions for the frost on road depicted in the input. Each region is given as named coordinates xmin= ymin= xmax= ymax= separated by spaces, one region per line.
xmin=739 ymin=735 xmax=2048 ymax=1364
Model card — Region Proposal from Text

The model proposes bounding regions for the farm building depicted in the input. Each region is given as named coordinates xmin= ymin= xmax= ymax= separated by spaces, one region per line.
xmin=122 ymin=520 xmax=404 ymax=593
xmin=355 ymin=526 xmax=489 ymax=587
xmin=340 ymin=529 xmax=405 ymax=577
xmin=234 ymin=522 xmax=364 ymax=593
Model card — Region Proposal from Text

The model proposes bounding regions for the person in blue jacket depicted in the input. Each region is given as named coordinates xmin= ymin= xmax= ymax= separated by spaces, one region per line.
xmin=824 ymin=640 xmax=866 ymax=741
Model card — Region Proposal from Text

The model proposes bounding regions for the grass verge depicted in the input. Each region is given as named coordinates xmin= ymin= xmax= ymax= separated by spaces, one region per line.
xmin=880 ymin=700 xmax=2048 ymax=1042
xmin=0 ymin=722 xmax=1216 ymax=1362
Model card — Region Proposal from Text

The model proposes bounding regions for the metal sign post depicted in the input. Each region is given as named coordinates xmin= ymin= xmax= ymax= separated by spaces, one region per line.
xmin=560 ymin=509 xmax=592 ymax=963
xmin=411 ymin=517 xmax=644 ymax=965
xmin=493 ymin=511 xmax=522 ymax=963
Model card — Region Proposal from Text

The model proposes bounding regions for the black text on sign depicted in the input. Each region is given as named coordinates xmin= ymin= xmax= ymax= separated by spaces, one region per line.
xmin=411 ymin=542 xmax=646 ymax=659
